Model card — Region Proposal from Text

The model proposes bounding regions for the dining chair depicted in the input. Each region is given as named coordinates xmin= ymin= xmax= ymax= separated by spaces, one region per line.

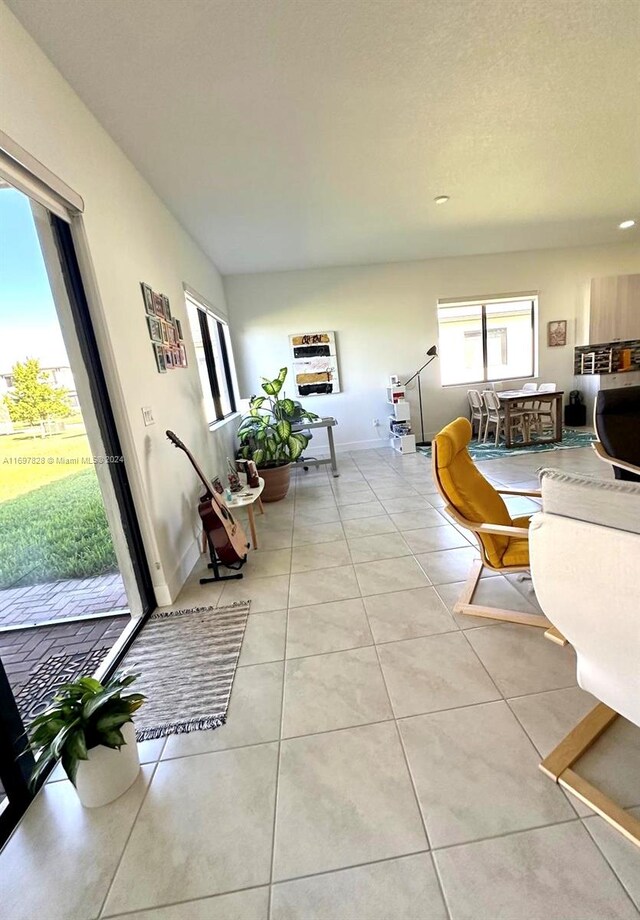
xmin=482 ymin=389 xmax=527 ymax=445
xmin=432 ymin=417 xmax=549 ymax=628
xmin=467 ymin=389 xmax=485 ymax=439
xmin=530 ymin=382 xmax=557 ymax=435
xmin=518 ymin=381 xmax=539 ymax=416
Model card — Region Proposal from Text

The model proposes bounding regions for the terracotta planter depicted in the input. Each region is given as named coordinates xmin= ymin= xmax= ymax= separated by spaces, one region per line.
xmin=74 ymin=721 xmax=140 ymax=808
xmin=260 ymin=463 xmax=291 ymax=502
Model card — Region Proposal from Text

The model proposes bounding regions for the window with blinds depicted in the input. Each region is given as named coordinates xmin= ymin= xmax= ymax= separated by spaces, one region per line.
xmin=185 ymin=293 xmax=239 ymax=424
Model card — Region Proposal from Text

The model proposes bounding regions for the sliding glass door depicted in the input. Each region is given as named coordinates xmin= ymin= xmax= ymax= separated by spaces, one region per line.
xmin=0 ymin=181 xmax=154 ymax=846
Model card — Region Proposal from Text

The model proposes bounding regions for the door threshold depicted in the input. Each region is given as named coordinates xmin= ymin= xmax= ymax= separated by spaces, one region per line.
xmin=0 ymin=609 xmax=131 ymax=634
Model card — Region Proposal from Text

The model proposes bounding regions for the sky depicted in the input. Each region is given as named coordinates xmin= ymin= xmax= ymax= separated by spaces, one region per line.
xmin=0 ymin=186 xmax=70 ymax=375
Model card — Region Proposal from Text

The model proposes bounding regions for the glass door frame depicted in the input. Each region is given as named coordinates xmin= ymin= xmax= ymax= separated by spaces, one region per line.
xmin=0 ymin=207 xmax=156 ymax=849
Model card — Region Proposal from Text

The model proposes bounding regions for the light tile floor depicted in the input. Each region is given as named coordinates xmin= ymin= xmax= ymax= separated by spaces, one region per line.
xmin=1 ymin=445 xmax=639 ymax=919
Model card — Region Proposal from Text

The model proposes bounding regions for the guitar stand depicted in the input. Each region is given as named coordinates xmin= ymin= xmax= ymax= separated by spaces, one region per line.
xmin=199 ymin=542 xmax=248 ymax=584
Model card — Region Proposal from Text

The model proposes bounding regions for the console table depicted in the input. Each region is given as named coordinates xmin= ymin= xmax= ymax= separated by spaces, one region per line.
xmin=292 ymin=416 xmax=340 ymax=477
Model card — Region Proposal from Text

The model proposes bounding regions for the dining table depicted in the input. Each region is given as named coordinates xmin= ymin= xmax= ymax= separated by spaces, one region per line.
xmin=498 ymin=389 xmax=564 ymax=448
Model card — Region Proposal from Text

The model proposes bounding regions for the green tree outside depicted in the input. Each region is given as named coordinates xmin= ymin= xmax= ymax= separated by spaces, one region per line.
xmin=3 ymin=358 xmax=72 ymax=427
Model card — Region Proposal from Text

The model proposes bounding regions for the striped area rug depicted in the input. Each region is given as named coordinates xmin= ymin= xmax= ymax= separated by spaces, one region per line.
xmin=118 ymin=602 xmax=250 ymax=741
xmin=417 ymin=428 xmax=596 ymax=462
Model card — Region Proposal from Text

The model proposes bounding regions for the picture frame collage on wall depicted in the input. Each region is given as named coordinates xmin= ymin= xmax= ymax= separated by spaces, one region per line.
xmin=141 ymin=282 xmax=187 ymax=373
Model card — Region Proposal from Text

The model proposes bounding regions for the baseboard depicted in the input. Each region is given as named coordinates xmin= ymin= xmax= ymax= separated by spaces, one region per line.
xmin=155 ymin=537 xmax=201 ymax=607
xmin=336 ymin=437 xmax=390 ymax=452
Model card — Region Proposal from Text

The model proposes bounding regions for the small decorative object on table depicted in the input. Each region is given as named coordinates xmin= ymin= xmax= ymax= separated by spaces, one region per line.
xmin=246 ymin=459 xmax=260 ymax=488
xmin=226 ymin=457 xmax=243 ymax=492
xmin=27 ymin=673 xmax=145 ymax=808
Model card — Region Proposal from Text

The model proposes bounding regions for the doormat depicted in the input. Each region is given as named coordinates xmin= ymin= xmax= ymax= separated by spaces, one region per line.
xmin=14 ymin=646 xmax=111 ymax=724
xmin=118 ymin=602 xmax=250 ymax=741
xmin=417 ymin=429 xmax=596 ymax=462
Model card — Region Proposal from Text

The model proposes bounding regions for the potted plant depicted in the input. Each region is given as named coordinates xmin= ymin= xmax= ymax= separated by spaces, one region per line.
xmin=27 ymin=673 xmax=145 ymax=808
xmin=236 ymin=368 xmax=319 ymax=502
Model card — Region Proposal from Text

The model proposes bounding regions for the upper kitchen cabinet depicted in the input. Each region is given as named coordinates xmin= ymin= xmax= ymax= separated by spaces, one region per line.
xmin=590 ymin=273 xmax=640 ymax=344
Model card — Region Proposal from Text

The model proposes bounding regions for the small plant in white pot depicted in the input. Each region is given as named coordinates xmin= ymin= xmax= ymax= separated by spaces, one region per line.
xmin=27 ymin=673 xmax=145 ymax=808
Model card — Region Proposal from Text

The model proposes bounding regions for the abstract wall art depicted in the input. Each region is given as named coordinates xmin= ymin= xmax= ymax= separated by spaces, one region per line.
xmin=289 ymin=331 xmax=341 ymax=396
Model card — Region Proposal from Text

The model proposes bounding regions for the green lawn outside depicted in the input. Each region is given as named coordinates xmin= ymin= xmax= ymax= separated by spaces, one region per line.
xmin=0 ymin=469 xmax=118 ymax=588
xmin=0 ymin=422 xmax=94 ymax=503
xmin=0 ymin=421 xmax=118 ymax=588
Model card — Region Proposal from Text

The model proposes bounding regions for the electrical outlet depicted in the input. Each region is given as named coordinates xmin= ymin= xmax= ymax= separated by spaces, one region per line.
xmin=142 ymin=406 xmax=154 ymax=426
xmin=372 ymin=418 xmax=379 ymax=427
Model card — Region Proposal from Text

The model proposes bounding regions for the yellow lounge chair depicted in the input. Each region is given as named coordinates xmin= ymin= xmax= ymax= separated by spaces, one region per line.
xmin=432 ymin=417 xmax=551 ymax=629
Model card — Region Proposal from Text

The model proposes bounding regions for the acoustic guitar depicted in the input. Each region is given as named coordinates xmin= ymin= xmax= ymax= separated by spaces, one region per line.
xmin=166 ymin=430 xmax=249 ymax=569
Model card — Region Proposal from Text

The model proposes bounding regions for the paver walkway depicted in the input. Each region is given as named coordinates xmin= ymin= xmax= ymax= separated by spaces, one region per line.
xmin=0 ymin=572 xmax=128 ymax=628
xmin=1 ymin=615 xmax=128 ymax=724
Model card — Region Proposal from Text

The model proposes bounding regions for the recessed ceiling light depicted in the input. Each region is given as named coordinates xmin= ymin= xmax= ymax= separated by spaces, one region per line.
xmin=618 ymin=219 xmax=635 ymax=229
xmin=434 ymin=195 xmax=450 ymax=205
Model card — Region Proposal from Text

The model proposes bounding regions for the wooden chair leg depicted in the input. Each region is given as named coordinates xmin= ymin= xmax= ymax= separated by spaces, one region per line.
xmin=539 ymin=703 xmax=640 ymax=849
xmin=544 ymin=625 xmax=568 ymax=646
xmin=453 ymin=559 xmax=552 ymax=628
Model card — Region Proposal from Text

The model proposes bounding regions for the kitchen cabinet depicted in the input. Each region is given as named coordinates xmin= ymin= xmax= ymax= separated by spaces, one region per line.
xmin=589 ymin=273 xmax=640 ymax=344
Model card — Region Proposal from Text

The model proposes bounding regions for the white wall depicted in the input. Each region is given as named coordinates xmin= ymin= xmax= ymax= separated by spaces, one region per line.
xmin=0 ymin=1 xmax=233 ymax=604
xmin=226 ymin=242 xmax=640 ymax=449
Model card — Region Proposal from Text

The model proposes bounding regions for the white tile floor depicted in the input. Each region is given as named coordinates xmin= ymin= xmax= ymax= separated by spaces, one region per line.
xmin=2 ymin=445 xmax=640 ymax=920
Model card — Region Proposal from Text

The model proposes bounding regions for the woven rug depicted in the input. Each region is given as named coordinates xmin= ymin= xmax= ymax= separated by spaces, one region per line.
xmin=417 ymin=428 xmax=596 ymax=462
xmin=118 ymin=602 xmax=250 ymax=741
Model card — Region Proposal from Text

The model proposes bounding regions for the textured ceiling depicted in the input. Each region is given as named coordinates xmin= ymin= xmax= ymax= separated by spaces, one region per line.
xmin=7 ymin=0 xmax=640 ymax=274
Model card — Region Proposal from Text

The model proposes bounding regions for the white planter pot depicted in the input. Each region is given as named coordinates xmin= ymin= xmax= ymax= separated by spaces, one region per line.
xmin=74 ymin=721 xmax=140 ymax=808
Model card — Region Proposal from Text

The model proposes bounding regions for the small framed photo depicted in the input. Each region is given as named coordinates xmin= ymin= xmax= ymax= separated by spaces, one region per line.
xmin=147 ymin=315 xmax=162 ymax=343
xmin=164 ymin=346 xmax=174 ymax=368
xmin=160 ymin=322 xmax=170 ymax=344
xmin=175 ymin=318 xmax=184 ymax=340
xmin=171 ymin=346 xmax=181 ymax=367
xmin=179 ymin=343 xmax=188 ymax=367
xmin=153 ymin=292 xmax=164 ymax=317
xmin=153 ymin=343 xmax=166 ymax=373
xmin=141 ymin=282 xmax=154 ymax=315
xmin=548 ymin=320 xmax=567 ymax=347
xmin=167 ymin=325 xmax=176 ymax=345
xmin=162 ymin=295 xmax=172 ymax=321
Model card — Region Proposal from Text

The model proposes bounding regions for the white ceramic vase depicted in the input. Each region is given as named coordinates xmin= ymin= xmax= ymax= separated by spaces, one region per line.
xmin=74 ymin=721 xmax=140 ymax=808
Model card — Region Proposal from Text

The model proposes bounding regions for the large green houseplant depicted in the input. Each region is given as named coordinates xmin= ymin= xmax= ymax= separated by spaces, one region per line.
xmin=27 ymin=673 xmax=145 ymax=807
xmin=237 ymin=367 xmax=318 ymax=501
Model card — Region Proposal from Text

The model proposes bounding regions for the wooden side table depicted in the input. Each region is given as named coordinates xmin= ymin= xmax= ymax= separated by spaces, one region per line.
xmin=202 ymin=478 xmax=265 ymax=552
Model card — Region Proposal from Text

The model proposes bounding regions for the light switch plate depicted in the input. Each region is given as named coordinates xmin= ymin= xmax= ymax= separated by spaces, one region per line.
xmin=142 ymin=406 xmax=154 ymax=426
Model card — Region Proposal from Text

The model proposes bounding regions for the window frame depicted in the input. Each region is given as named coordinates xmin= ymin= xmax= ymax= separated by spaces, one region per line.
xmin=437 ymin=294 xmax=537 ymax=388
xmin=186 ymin=292 xmax=238 ymax=425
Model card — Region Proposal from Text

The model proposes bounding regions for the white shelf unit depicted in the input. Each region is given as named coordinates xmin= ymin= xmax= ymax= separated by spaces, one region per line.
xmin=386 ymin=387 xmax=416 ymax=454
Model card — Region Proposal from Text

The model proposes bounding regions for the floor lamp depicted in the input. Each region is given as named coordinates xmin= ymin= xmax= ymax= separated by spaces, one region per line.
xmin=404 ymin=345 xmax=438 ymax=447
